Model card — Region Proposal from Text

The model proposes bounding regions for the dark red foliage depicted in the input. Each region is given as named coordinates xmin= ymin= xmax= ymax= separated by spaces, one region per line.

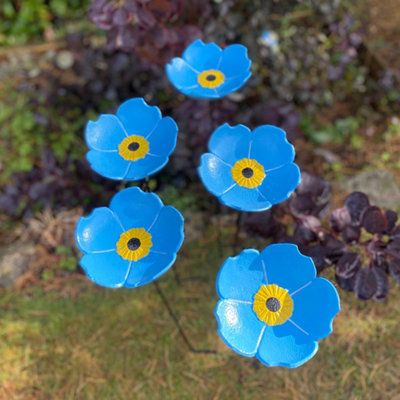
xmin=373 ymin=267 xmax=389 ymax=301
xmin=386 ymin=239 xmax=400 ymax=259
xmin=341 ymin=225 xmax=361 ymax=244
xmin=87 ymin=0 xmax=208 ymax=63
xmin=242 ymin=210 xmax=284 ymax=240
xmin=389 ymin=260 xmax=400 ymax=284
xmin=344 ymin=191 xmax=369 ymax=224
xmin=288 ymin=189 xmax=399 ymax=300
xmin=336 ymin=252 xmax=361 ymax=279
xmin=0 ymin=149 xmax=118 ymax=219
xmin=289 ymin=170 xmax=330 ymax=218
xmin=361 ymin=206 xmax=388 ymax=234
xmin=354 ymin=266 xmax=377 ymax=300
xmin=328 ymin=193 xmax=400 ymax=300
xmin=335 ymin=274 xmax=356 ymax=291
xmin=385 ymin=210 xmax=398 ymax=233
xmin=330 ymin=207 xmax=351 ymax=232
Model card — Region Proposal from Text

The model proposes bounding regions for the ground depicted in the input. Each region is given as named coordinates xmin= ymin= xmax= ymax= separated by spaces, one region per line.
xmin=1 ymin=232 xmax=400 ymax=400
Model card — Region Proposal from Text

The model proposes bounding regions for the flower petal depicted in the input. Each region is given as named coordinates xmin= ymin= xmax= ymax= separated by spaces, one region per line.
xmin=198 ymin=154 xmax=235 ymax=197
xmin=258 ymin=163 xmax=301 ymax=205
xmin=181 ymin=86 xmax=222 ymax=99
xmin=256 ymin=325 xmax=318 ymax=368
xmin=75 ymin=207 xmax=123 ymax=254
xmin=86 ymin=150 xmax=130 ymax=180
xmin=219 ymin=44 xmax=251 ymax=78
xmin=116 ymin=98 xmax=161 ymax=137
xmin=215 ymin=300 xmax=266 ymax=357
xmin=85 ymin=114 xmax=127 ymax=151
xmin=274 ymin=278 xmax=340 ymax=344
xmin=123 ymin=155 xmax=168 ymax=181
xmin=216 ymin=249 xmax=263 ymax=302
xmin=110 ymin=187 xmax=163 ymax=231
xmin=182 ymin=39 xmax=222 ymax=71
xmin=147 ymin=116 xmax=178 ymax=158
xmin=249 ymin=125 xmax=295 ymax=169
xmin=148 ymin=206 xmax=184 ymax=254
xmin=219 ymin=185 xmax=272 ymax=211
xmin=209 ymin=124 xmax=252 ymax=165
xmin=260 ymin=244 xmax=316 ymax=293
xmin=80 ymin=251 xmax=129 ymax=288
xmin=124 ymin=252 xmax=176 ymax=288
xmin=216 ymin=72 xmax=251 ymax=98
xmin=166 ymin=58 xmax=198 ymax=89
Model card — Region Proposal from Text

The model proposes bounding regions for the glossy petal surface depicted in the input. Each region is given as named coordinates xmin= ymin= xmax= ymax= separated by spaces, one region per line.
xmin=198 ymin=154 xmax=235 ymax=197
xmin=117 ymin=98 xmax=161 ymax=136
xmin=75 ymin=207 xmax=122 ymax=253
xmin=249 ymin=125 xmax=295 ymax=169
xmin=166 ymin=58 xmax=199 ymax=88
xmin=200 ymin=124 xmax=299 ymax=211
xmin=76 ymin=188 xmax=184 ymax=288
xmin=214 ymin=243 xmax=340 ymax=368
xmin=182 ymin=39 xmax=222 ymax=71
xmin=217 ymin=249 xmax=263 ymax=301
xmin=257 ymin=326 xmax=318 ymax=368
xmin=216 ymin=300 xmax=265 ymax=356
xmin=124 ymin=252 xmax=176 ymax=288
xmin=258 ymin=163 xmax=301 ymax=205
xmin=219 ymin=44 xmax=251 ymax=78
xmin=274 ymin=278 xmax=340 ymax=344
xmin=87 ymin=150 xmax=129 ymax=180
xmin=219 ymin=185 xmax=271 ymax=211
xmin=84 ymin=98 xmax=177 ymax=180
xmin=109 ymin=187 xmax=163 ymax=231
xmin=148 ymin=206 xmax=184 ymax=254
xmin=166 ymin=40 xmax=251 ymax=99
xmin=124 ymin=155 xmax=168 ymax=181
xmin=208 ymin=124 xmax=251 ymax=165
xmin=147 ymin=117 xmax=178 ymax=157
xmin=259 ymin=244 xmax=316 ymax=293
xmin=81 ymin=252 xmax=129 ymax=288
xmin=85 ymin=115 xmax=127 ymax=151
xmin=216 ymin=73 xmax=251 ymax=98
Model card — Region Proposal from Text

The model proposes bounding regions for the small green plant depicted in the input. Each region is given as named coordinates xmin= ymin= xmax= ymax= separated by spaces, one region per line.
xmin=56 ymin=245 xmax=78 ymax=272
xmin=0 ymin=87 xmax=92 ymax=182
xmin=158 ymin=185 xmax=199 ymax=211
xmin=301 ymin=115 xmax=362 ymax=144
xmin=0 ymin=0 xmax=91 ymax=45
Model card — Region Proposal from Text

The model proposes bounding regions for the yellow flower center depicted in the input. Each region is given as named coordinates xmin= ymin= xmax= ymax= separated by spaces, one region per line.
xmin=118 ymin=135 xmax=149 ymax=161
xmin=197 ymin=69 xmax=225 ymax=88
xmin=253 ymin=284 xmax=293 ymax=326
xmin=116 ymin=228 xmax=152 ymax=261
xmin=231 ymin=158 xmax=265 ymax=188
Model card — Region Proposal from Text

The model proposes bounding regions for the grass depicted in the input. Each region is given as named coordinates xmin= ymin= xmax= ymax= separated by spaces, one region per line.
xmin=1 ymin=232 xmax=400 ymax=400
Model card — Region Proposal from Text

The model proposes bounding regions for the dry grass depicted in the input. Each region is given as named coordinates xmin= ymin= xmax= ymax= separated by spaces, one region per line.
xmin=0 ymin=233 xmax=400 ymax=400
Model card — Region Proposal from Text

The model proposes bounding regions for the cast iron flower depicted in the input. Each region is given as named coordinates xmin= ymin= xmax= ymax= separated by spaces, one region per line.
xmin=166 ymin=39 xmax=251 ymax=99
xmin=85 ymin=98 xmax=178 ymax=180
xmin=215 ymin=244 xmax=340 ymax=368
xmin=198 ymin=124 xmax=300 ymax=211
xmin=75 ymin=187 xmax=184 ymax=288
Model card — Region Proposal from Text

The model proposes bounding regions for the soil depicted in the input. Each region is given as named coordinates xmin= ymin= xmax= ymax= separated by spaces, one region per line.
xmin=361 ymin=0 xmax=400 ymax=72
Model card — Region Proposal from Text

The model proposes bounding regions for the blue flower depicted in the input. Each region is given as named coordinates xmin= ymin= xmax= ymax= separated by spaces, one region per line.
xmin=259 ymin=30 xmax=279 ymax=50
xmin=215 ymin=244 xmax=340 ymax=368
xmin=166 ymin=39 xmax=251 ymax=99
xmin=85 ymin=98 xmax=178 ymax=181
xmin=75 ymin=187 xmax=184 ymax=288
xmin=198 ymin=124 xmax=300 ymax=211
